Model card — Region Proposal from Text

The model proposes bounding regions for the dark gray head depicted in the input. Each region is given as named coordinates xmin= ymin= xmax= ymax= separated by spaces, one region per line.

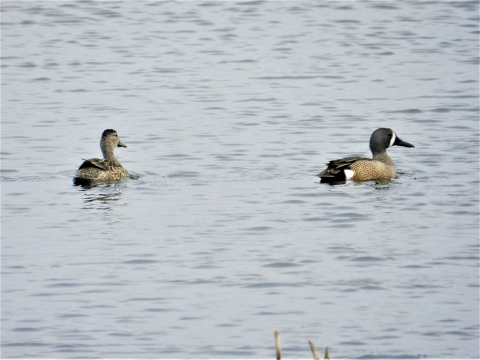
xmin=369 ymin=128 xmax=414 ymax=154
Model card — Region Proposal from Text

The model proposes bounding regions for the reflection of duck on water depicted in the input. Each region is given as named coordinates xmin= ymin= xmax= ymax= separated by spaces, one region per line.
xmin=80 ymin=188 xmax=123 ymax=210
xmin=74 ymin=129 xmax=129 ymax=186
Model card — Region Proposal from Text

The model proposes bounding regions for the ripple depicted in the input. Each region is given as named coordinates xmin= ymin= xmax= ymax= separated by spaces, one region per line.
xmin=122 ymin=259 xmax=158 ymax=264
xmin=387 ymin=109 xmax=423 ymax=114
xmin=12 ymin=327 xmax=43 ymax=332
xmin=243 ymin=282 xmax=303 ymax=288
xmin=47 ymin=282 xmax=82 ymax=288
xmin=242 ymin=226 xmax=272 ymax=232
xmin=262 ymin=262 xmax=301 ymax=268
xmin=349 ymin=256 xmax=388 ymax=262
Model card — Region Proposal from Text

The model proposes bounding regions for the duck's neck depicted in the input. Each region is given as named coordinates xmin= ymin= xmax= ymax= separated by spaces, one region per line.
xmin=101 ymin=145 xmax=116 ymax=161
xmin=372 ymin=151 xmax=395 ymax=166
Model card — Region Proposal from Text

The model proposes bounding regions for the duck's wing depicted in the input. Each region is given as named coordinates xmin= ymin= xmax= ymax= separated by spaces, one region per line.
xmin=78 ymin=158 xmax=109 ymax=171
xmin=317 ymin=156 xmax=367 ymax=178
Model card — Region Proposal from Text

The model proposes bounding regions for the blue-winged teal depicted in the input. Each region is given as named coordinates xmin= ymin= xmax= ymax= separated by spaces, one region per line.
xmin=74 ymin=129 xmax=130 ymax=183
xmin=318 ymin=128 xmax=414 ymax=183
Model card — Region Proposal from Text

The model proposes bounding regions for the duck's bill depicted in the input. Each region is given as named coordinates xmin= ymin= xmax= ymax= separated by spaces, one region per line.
xmin=118 ymin=141 xmax=127 ymax=148
xmin=393 ymin=137 xmax=414 ymax=148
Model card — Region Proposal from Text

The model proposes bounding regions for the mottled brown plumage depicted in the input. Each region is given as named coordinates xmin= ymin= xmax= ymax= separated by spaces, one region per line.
xmin=74 ymin=129 xmax=130 ymax=183
xmin=318 ymin=128 xmax=414 ymax=183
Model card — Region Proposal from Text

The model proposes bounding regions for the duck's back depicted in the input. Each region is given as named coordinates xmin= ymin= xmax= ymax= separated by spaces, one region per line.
xmin=75 ymin=158 xmax=129 ymax=181
xmin=318 ymin=156 xmax=366 ymax=182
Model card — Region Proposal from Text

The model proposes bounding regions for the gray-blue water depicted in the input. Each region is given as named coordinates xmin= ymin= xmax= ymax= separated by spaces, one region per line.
xmin=2 ymin=1 xmax=479 ymax=358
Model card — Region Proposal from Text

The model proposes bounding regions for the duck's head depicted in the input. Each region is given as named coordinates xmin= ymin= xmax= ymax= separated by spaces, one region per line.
xmin=370 ymin=128 xmax=414 ymax=154
xmin=101 ymin=129 xmax=127 ymax=148
xmin=100 ymin=129 xmax=127 ymax=158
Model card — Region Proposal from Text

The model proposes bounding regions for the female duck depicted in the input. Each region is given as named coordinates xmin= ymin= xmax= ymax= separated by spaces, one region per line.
xmin=318 ymin=128 xmax=414 ymax=183
xmin=74 ymin=129 xmax=130 ymax=183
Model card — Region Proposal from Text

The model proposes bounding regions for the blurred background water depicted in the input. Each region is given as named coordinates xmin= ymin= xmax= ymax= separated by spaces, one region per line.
xmin=1 ymin=1 xmax=479 ymax=358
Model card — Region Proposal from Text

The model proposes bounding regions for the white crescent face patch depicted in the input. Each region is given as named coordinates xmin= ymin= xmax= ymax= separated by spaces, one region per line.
xmin=389 ymin=131 xmax=396 ymax=148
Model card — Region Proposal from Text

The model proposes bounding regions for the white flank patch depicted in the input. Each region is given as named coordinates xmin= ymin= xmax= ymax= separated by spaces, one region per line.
xmin=344 ymin=169 xmax=355 ymax=180
xmin=389 ymin=132 xmax=396 ymax=147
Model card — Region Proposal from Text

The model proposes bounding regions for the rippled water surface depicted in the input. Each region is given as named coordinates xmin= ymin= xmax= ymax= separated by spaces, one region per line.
xmin=2 ymin=1 xmax=479 ymax=359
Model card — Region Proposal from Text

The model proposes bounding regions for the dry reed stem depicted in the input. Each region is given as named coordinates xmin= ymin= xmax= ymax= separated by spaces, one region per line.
xmin=324 ymin=346 xmax=329 ymax=360
xmin=308 ymin=340 xmax=321 ymax=360
xmin=274 ymin=330 xmax=281 ymax=360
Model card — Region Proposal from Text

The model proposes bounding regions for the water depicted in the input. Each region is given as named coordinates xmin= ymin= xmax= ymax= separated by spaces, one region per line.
xmin=2 ymin=1 xmax=479 ymax=358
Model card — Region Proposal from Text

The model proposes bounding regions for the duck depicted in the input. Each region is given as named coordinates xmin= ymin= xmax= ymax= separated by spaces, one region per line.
xmin=317 ymin=128 xmax=414 ymax=183
xmin=74 ymin=129 xmax=130 ymax=184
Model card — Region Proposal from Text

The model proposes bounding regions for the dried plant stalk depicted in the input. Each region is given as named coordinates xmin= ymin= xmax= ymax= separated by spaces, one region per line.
xmin=274 ymin=331 xmax=281 ymax=360
xmin=308 ymin=340 xmax=321 ymax=360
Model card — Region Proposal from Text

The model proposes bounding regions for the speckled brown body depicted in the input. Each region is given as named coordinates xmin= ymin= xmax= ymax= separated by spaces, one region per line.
xmin=74 ymin=129 xmax=130 ymax=183
xmin=349 ymin=159 xmax=396 ymax=181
